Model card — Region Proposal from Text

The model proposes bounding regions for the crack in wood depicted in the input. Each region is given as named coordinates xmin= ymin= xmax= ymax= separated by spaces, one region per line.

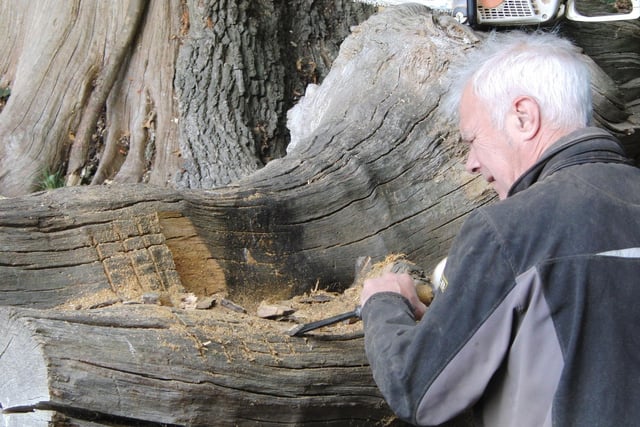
xmin=2 ymin=403 xmax=183 ymax=426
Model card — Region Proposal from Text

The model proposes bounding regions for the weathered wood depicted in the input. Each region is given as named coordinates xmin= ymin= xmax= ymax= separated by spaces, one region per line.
xmin=0 ymin=7 xmax=497 ymax=311
xmin=0 ymin=293 xmax=479 ymax=426
xmin=2 ymin=6 xmax=636 ymax=309
xmin=0 ymin=185 xmax=187 ymax=309
xmin=560 ymin=10 xmax=640 ymax=158
xmin=0 ymin=1 xmax=373 ymax=196
xmin=0 ymin=304 xmax=389 ymax=426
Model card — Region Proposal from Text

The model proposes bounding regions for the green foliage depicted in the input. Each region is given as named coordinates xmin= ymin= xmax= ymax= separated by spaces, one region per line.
xmin=37 ymin=168 xmax=65 ymax=191
xmin=0 ymin=86 xmax=9 ymax=113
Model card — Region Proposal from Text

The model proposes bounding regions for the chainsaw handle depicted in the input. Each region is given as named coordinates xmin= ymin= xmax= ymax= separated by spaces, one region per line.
xmin=565 ymin=0 xmax=640 ymax=21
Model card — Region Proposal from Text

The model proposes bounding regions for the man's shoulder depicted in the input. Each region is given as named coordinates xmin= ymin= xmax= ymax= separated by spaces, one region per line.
xmin=461 ymin=181 xmax=570 ymax=252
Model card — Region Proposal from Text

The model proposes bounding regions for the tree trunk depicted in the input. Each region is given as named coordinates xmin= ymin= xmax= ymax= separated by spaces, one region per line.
xmin=1 ymin=5 xmax=639 ymax=426
xmin=91 ymin=1 xmax=183 ymax=187
xmin=0 ymin=0 xmax=183 ymax=195
xmin=173 ymin=0 xmax=373 ymax=189
xmin=0 ymin=0 xmax=373 ymax=197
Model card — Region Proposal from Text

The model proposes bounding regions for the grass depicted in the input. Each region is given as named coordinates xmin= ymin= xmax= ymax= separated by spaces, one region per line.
xmin=37 ymin=167 xmax=65 ymax=191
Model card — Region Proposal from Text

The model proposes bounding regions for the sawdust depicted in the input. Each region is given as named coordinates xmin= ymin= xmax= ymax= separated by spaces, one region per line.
xmin=59 ymin=288 xmax=121 ymax=310
xmin=58 ymin=286 xmax=180 ymax=311
xmin=221 ymin=254 xmax=421 ymax=338
xmin=188 ymin=254 xmax=431 ymax=339
xmin=56 ymin=254 xmax=432 ymax=342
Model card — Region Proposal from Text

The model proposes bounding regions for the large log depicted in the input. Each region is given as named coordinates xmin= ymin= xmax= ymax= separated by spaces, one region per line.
xmin=0 ymin=185 xmax=188 ymax=309
xmin=0 ymin=8 xmax=494 ymax=311
xmin=0 ymin=268 xmax=476 ymax=426
xmin=1 ymin=6 xmax=636 ymax=309
xmin=1 ymin=5 xmax=638 ymax=426
xmin=0 ymin=303 xmax=388 ymax=426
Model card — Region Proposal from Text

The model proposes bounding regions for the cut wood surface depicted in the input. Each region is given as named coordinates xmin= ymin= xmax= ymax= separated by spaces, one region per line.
xmin=0 ymin=273 xmax=475 ymax=426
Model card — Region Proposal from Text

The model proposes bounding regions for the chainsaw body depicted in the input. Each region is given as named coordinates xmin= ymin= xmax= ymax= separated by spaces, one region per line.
xmin=474 ymin=0 xmax=563 ymax=26
xmin=471 ymin=0 xmax=639 ymax=26
xmin=357 ymin=0 xmax=640 ymax=26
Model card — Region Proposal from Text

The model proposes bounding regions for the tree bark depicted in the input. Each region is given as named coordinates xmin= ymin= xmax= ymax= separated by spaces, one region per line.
xmin=173 ymin=0 xmax=373 ymax=189
xmin=173 ymin=0 xmax=284 ymax=188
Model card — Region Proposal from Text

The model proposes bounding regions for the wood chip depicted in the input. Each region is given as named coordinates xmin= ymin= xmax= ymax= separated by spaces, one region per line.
xmin=88 ymin=298 xmax=121 ymax=309
xmin=220 ymin=298 xmax=246 ymax=313
xmin=180 ymin=293 xmax=198 ymax=310
xmin=142 ymin=293 xmax=160 ymax=305
xmin=195 ymin=296 xmax=216 ymax=310
xmin=256 ymin=301 xmax=295 ymax=319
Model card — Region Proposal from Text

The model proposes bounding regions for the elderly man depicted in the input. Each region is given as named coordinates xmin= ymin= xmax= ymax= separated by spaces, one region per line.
xmin=360 ymin=30 xmax=640 ymax=426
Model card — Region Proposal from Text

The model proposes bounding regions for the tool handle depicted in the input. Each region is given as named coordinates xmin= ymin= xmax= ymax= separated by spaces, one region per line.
xmin=384 ymin=257 xmax=436 ymax=305
xmin=415 ymin=283 xmax=434 ymax=305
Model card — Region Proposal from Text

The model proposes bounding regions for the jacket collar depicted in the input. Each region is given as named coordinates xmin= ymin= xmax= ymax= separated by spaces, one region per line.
xmin=508 ymin=127 xmax=631 ymax=197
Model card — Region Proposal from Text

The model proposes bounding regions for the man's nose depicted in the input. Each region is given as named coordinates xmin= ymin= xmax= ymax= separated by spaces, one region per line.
xmin=465 ymin=150 xmax=480 ymax=174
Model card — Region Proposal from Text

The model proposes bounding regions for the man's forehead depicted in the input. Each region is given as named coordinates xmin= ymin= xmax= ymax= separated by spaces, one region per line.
xmin=458 ymin=84 xmax=476 ymax=114
xmin=458 ymin=86 xmax=477 ymax=138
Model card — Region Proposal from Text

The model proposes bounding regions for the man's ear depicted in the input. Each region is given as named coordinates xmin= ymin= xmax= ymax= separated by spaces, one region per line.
xmin=511 ymin=96 xmax=540 ymax=140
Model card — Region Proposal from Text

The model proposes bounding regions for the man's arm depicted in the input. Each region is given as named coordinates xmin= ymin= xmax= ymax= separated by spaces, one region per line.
xmin=361 ymin=210 xmax=518 ymax=425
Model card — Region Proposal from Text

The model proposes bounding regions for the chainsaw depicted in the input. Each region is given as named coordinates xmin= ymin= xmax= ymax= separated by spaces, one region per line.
xmin=356 ymin=0 xmax=639 ymax=26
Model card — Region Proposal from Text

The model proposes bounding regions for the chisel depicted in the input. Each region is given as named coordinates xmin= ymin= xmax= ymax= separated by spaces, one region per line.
xmin=287 ymin=281 xmax=435 ymax=337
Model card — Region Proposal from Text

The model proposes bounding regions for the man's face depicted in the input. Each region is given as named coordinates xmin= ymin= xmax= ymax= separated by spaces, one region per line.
xmin=458 ymin=84 xmax=526 ymax=200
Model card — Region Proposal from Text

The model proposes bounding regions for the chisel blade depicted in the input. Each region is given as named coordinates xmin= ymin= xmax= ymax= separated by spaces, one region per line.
xmin=287 ymin=306 xmax=361 ymax=337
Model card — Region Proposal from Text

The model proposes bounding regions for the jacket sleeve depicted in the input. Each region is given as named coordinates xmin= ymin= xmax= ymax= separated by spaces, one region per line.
xmin=361 ymin=209 xmax=518 ymax=426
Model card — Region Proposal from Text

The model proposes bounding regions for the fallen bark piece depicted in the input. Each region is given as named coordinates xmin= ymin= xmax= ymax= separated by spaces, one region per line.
xmin=299 ymin=293 xmax=334 ymax=304
xmin=179 ymin=292 xmax=198 ymax=309
xmin=220 ymin=298 xmax=247 ymax=313
xmin=195 ymin=295 xmax=217 ymax=310
xmin=142 ymin=292 xmax=161 ymax=305
xmin=256 ymin=301 xmax=296 ymax=318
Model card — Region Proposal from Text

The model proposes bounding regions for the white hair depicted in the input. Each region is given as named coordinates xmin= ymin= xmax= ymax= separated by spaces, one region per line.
xmin=445 ymin=30 xmax=593 ymax=130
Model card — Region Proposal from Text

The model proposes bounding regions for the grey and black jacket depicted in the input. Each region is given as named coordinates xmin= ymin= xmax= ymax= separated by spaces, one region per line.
xmin=362 ymin=127 xmax=640 ymax=426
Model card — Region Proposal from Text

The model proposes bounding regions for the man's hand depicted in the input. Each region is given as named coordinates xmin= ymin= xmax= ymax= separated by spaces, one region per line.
xmin=360 ymin=272 xmax=428 ymax=320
